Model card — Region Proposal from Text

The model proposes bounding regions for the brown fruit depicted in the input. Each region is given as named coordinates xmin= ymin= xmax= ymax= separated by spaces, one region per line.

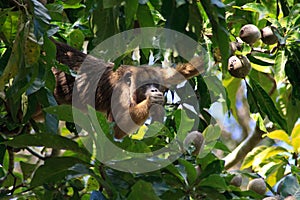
xmin=284 ymin=196 xmax=296 ymax=200
xmin=183 ymin=131 xmax=205 ymax=156
xmin=262 ymin=196 xmax=280 ymax=200
xmin=239 ymin=24 xmax=261 ymax=44
xmin=228 ymin=55 xmax=251 ymax=78
xmin=261 ymin=26 xmax=278 ymax=45
xmin=230 ymin=174 xmax=243 ymax=187
xmin=195 ymin=165 xmax=202 ymax=177
xmin=247 ymin=178 xmax=267 ymax=195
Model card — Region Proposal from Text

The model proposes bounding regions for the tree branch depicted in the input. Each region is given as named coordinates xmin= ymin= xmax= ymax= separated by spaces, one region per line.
xmin=223 ymin=125 xmax=265 ymax=169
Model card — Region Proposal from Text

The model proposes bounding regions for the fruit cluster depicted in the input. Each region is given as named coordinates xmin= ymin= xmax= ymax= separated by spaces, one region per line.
xmin=227 ymin=24 xmax=278 ymax=78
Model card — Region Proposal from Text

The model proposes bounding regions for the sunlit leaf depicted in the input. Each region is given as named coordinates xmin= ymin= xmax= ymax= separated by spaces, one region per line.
xmin=266 ymin=130 xmax=291 ymax=145
xmin=274 ymin=50 xmax=287 ymax=83
xmin=0 ymin=18 xmax=28 ymax=91
xmin=223 ymin=77 xmax=241 ymax=119
xmin=174 ymin=109 xmax=194 ymax=141
xmin=291 ymin=124 xmax=300 ymax=153
xmin=265 ymin=162 xmax=285 ymax=187
xmin=202 ymin=125 xmax=221 ymax=143
xmin=252 ymin=146 xmax=288 ymax=171
xmin=241 ymin=146 xmax=268 ymax=169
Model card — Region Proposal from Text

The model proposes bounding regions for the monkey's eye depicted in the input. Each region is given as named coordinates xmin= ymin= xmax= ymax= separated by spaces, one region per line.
xmin=124 ymin=71 xmax=132 ymax=85
xmin=153 ymin=83 xmax=160 ymax=89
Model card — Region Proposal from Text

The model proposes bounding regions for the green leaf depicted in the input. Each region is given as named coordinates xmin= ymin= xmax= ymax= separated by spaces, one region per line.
xmin=249 ymin=77 xmax=287 ymax=131
xmin=0 ymin=17 xmax=28 ymax=91
xmin=68 ymin=29 xmax=85 ymax=50
xmin=137 ymin=4 xmax=154 ymax=27
xmin=90 ymin=6 xmax=119 ymax=46
xmin=252 ymin=146 xmax=288 ymax=171
xmin=274 ymin=50 xmax=287 ymax=83
xmin=20 ymin=161 xmax=37 ymax=180
xmin=266 ymin=130 xmax=290 ymax=145
xmin=127 ymin=180 xmax=160 ymax=200
xmin=265 ymin=162 xmax=286 ymax=187
xmin=246 ymin=81 xmax=260 ymax=114
xmin=279 ymin=175 xmax=300 ymax=198
xmin=285 ymin=48 xmax=300 ymax=101
xmin=3 ymin=133 xmax=89 ymax=156
xmin=199 ymin=174 xmax=227 ymax=190
xmin=44 ymin=105 xmax=74 ymax=122
xmin=291 ymin=124 xmax=300 ymax=153
xmin=239 ymin=3 xmax=276 ymax=20
xmin=223 ymin=77 xmax=241 ymax=119
xmin=125 ymin=0 xmax=139 ymax=28
xmin=201 ymin=0 xmax=229 ymax=75
xmin=31 ymin=0 xmax=51 ymax=39
xmin=174 ymin=109 xmax=194 ymax=142
xmin=199 ymin=160 xmax=224 ymax=179
xmin=241 ymin=146 xmax=268 ymax=169
xmin=31 ymin=157 xmax=90 ymax=187
xmin=202 ymin=125 xmax=221 ymax=143
xmin=178 ymin=159 xmax=197 ymax=185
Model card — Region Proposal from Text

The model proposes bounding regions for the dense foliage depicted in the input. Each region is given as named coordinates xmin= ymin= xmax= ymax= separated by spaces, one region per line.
xmin=0 ymin=0 xmax=300 ymax=199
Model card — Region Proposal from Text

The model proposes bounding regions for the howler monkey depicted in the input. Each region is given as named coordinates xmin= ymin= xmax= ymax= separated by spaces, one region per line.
xmin=52 ymin=40 xmax=204 ymax=139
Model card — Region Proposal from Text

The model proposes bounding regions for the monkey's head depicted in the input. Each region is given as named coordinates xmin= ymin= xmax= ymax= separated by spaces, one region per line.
xmin=124 ymin=67 xmax=166 ymax=105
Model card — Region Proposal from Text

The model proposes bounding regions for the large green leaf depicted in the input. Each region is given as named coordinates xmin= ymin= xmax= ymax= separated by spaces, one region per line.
xmin=0 ymin=16 xmax=28 ymax=91
xmin=137 ymin=4 xmax=155 ymax=27
xmin=125 ymin=0 xmax=139 ymax=28
xmin=241 ymin=146 xmax=268 ymax=169
xmin=127 ymin=180 xmax=160 ymax=200
xmin=279 ymin=175 xmax=300 ymax=198
xmin=30 ymin=157 xmax=90 ymax=187
xmin=249 ymin=77 xmax=287 ymax=131
xmin=199 ymin=174 xmax=227 ymax=190
xmin=178 ymin=158 xmax=197 ymax=185
xmin=174 ymin=109 xmax=194 ymax=142
xmin=223 ymin=77 xmax=241 ymax=119
xmin=3 ymin=133 xmax=89 ymax=156
xmin=44 ymin=105 xmax=74 ymax=122
xmin=31 ymin=0 xmax=51 ymax=39
xmin=285 ymin=48 xmax=300 ymax=101
xmin=201 ymin=0 xmax=229 ymax=75
xmin=274 ymin=50 xmax=287 ymax=83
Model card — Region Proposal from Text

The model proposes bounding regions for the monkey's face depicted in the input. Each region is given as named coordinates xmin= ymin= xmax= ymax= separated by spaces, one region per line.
xmin=135 ymin=83 xmax=165 ymax=104
xmin=129 ymin=67 xmax=166 ymax=104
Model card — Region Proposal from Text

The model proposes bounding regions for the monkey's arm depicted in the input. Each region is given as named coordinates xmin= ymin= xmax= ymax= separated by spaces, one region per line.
xmin=162 ymin=56 xmax=205 ymax=85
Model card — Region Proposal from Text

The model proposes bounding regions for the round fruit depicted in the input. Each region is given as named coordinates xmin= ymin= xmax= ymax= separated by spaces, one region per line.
xmin=247 ymin=178 xmax=267 ymax=195
xmin=261 ymin=26 xmax=278 ymax=45
xmin=183 ymin=131 xmax=205 ymax=156
xmin=239 ymin=24 xmax=261 ymax=44
xmin=230 ymin=174 xmax=242 ymax=187
xmin=284 ymin=196 xmax=296 ymax=200
xmin=262 ymin=196 xmax=280 ymax=200
xmin=228 ymin=55 xmax=251 ymax=78
xmin=195 ymin=165 xmax=202 ymax=177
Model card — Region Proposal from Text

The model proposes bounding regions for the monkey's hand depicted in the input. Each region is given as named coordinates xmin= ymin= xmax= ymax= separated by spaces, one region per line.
xmin=146 ymin=90 xmax=164 ymax=106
